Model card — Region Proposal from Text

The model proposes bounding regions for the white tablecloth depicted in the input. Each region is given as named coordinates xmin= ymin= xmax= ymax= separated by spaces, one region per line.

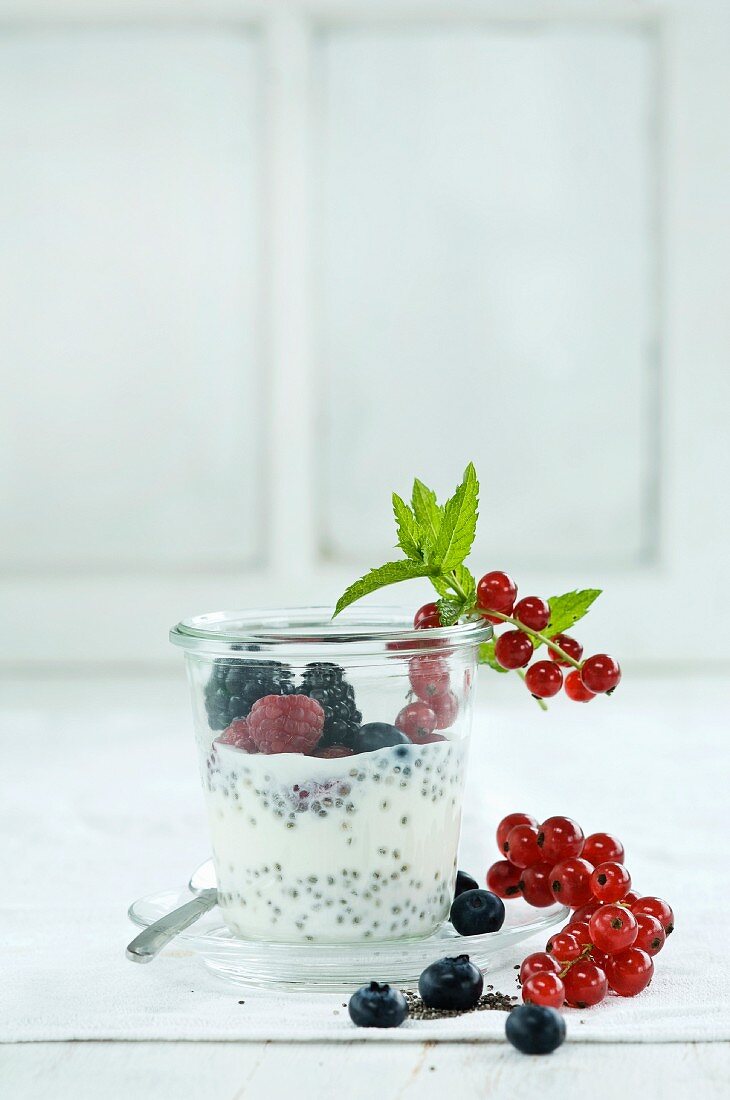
xmin=2 ymin=674 xmax=728 ymax=1043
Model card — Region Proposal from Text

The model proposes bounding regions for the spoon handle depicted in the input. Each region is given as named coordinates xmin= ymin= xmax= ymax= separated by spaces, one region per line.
xmin=126 ymin=890 xmax=217 ymax=963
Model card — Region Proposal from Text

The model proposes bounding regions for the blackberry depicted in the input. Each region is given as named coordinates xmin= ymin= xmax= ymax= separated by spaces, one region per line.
xmin=204 ymin=658 xmax=295 ymax=731
xmin=299 ymin=662 xmax=362 ymax=747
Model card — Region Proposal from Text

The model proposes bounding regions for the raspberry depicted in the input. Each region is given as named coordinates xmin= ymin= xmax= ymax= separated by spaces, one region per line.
xmin=247 ymin=694 xmax=324 ymax=755
xmin=216 ymin=718 xmax=257 ymax=753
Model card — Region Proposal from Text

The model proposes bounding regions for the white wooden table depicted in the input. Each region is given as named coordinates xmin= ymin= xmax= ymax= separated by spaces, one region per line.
xmin=2 ymin=673 xmax=729 ymax=1098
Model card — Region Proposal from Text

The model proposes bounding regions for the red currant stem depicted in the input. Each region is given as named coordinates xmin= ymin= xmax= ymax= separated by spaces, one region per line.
xmin=516 ymin=668 xmax=549 ymax=711
xmin=558 ymin=942 xmax=595 ymax=979
xmin=476 ymin=610 xmax=584 ymax=670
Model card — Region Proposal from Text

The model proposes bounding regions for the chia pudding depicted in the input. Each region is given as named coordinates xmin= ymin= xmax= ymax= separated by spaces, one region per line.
xmin=202 ymin=737 xmax=468 ymax=943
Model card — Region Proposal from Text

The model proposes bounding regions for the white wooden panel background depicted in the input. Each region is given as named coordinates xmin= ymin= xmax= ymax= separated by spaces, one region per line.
xmin=0 ymin=0 xmax=728 ymax=668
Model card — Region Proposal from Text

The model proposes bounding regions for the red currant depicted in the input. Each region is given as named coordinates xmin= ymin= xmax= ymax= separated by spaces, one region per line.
xmin=520 ymin=862 xmax=555 ymax=908
xmin=413 ymin=602 xmax=441 ymax=629
xmin=550 ymin=857 xmax=593 ymax=907
xmin=605 ymin=947 xmax=654 ymax=996
xmin=564 ymin=670 xmax=596 ymax=702
xmin=524 ymin=661 xmax=563 ymax=699
xmin=570 ymin=899 xmax=603 ymax=924
xmin=582 ymin=832 xmax=625 ymax=866
xmin=476 ymin=570 xmax=517 ymax=623
xmin=486 ymin=860 xmax=523 ymax=898
xmin=494 ymin=630 xmax=533 ymax=670
xmin=496 ymin=813 xmax=538 ymax=855
xmin=538 ymin=816 xmax=585 ymax=863
xmin=589 ymin=947 xmax=610 ymax=970
xmin=548 ymin=633 xmax=583 ymax=666
xmin=623 ymin=889 xmax=641 ymax=907
xmin=581 ymin=654 xmax=622 ymax=694
xmin=513 ymin=596 xmax=550 ymax=632
xmin=590 ymin=861 xmax=631 ymax=903
xmin=394 ymin=701 xmax=436 ymax=741
xmin=408 ymin=655 xmax=450 ymax=701
xmin=589 ymin=904 xmax=638 ymax=954
xmin=504 ymin=824 xmax=541 ymax=868
xmin=546 ymin=930 xmax=582 ymax=962
xmin=519 ymin=952 xmax=561 ymax=984
xmin=566 ymin=920 xmax=591 ymax=947
xmin=631 ymin=896 xmax=674 ymax=935
xmin=633 ymin=912 xmax=666 ymax=956
xmin=522 ymin=972 xmax=566 ymax=1009
xmin=430 ymin=689 xmax=459 ymax=729
xmin=563 ymin=961 xmax=608 ymax=1008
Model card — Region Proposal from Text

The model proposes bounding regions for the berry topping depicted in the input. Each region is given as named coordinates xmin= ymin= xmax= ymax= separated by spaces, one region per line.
xmin=504 ymin=823 xmax=541 ymax=868
xmin=589 ymin=861 xmax=631 ymax=903
xmin=521 ymin=971 xmax=566 ymax=1009
xmin=496 ymin=812 xmax=538 ymax=855
xmin=350 ymin=722 xmax=409 ymax=753
xmin=394 ymin=701 xmax=436 ymax=741
xmin=299 ymin=662 xmax=362 ymax=748
xmin=513 ymin=596 xmax=550 ymax=632
xmin=549 ymin=857 xmax=593 ymax=908
xmin=476 ymin=570 xmax=517 ymax=622
xmin=311 ymin=744 xmax=355 ymax=758
xmin=547 ymin=633 xmax=584 ymax=666
xmin=408 ymin=655 xmax=450 ymax=701
xmin=580 ymin=654 xmax=622 ymax=695
xmin=216 ymin=718 xmax=257 ymax=753
xmin=454 ymin=870 xmax=480 ymax=897
xmin=505 ymin=1004 xmax=566 ymax=1055
xmin=582 ymin=832 xmax=625 ymax=866
xmin=449 ymin=889 xmax=505 ymax=936
xmin=413 ymin=602 xmax=441 ymax=629
xmin=562 ymin=961 xmax=608 ymax=1008
xmin=418 ymin=954 xmax=484 ymax=1011
xmin=588 ymin=904 xmax=638 ymax=954
xmin=605 ymin=947 xmax=654 ymax=996
xmin=486 ymin=860 xmax=523 ymax=898
xmin=524 ymin=661 xmax=564 ymax=699
xmin=495 ymin=630 xmax=533 ymax=670
xmin=564 ymin=670 xmax=596 ymax=702
xmin=204 ymin=658 xmax=295 ymax=731
xmin=348 ymin=982 xmax=409 ymax=1028
xmin=538 ymin=816 xmax=585 ymax=863
xmin=247 ymin=694 xmax=324 ymax=755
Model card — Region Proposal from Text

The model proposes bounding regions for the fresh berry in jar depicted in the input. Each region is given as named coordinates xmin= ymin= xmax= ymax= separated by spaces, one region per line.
xmin=348 ymin=982 xmax=409 ymax=1028
xmin=408 ymin=655 xmax=450 ymax=701
xmin=496 ymin=813 xmax=538 ymax=855
xmin=564 ymin=670 xmax=596 ymax=702
xmin=418 ymin=954 xmax=483 ymax=1011
xmin=350 ymin=722 xmax=409 ymax=753
xmin=395 ymin=701 xmax=437 ymax=741
xmin=547 ymin=634 xmax=584 ymax=666
xmin=476 ymin=570 xmax=517 ymax=622
xmin=505 ymin=1004 xmax=566 ymax=1055
xmin=247 ymin=694 xmax=324 ymax=755
xmin=430 ymin=689 xmax=459 ymax=729
xmin=414 ymin=602 xmax=441 ymax=629
xmin=520 ymin=862 xmax=555 ymax=908
xmin=605 ymin=947 xmax=654 ymax=996
xmin=311 ymin=743 xmax=356 ymax=758
xmin=630 ymin=896 xmax=674 ymax=936
xmin=299 ymin=662 xmax=362 ymax=747
xmin=538 ymin=816 xmax=585 ymax=863
xmin=522 ymin=972 xmax=566 ymax=1009
xmin=454 ymin=870 xmax=480 ymax=898
xmin=633 ymin=912 xmax=666 ymax=956
xmin=514 ymin=596 xmax=550 ymax=632
xmin=504 ymin=823 xmax=541 ymax=868
xmin=580 ymin=654 xmax=622 ymax=695
xmin=495 ymin=631 xmax=534 ymax=670
xmin=204 ymin=658 xmax=295 ymax=731
xmin=486 ymin=860 xmax=523 ymax=898
xmin=590 ymin=861 xmax=632 ymax=903
xmin=520 ymin=952 xmax=562 ymax=984
xmin=216 ymin=717 xmax=257 ymax=753
xmin=589 ymin=904 xmax=638 ymax=954
xmin=562 ymin=961 xmax=608 ymax=1008
xmin=549 ymin=857 xmax=594 ymax=908
xmin=450 ymin=890 xmax=505 ymax=936
xmin=582 ymin=832 xmax=625 ymax=866
xmin=524 ymin=661 xmax=564 ymax=699
xmin=546 ymin=930 xmax=582 ymax=963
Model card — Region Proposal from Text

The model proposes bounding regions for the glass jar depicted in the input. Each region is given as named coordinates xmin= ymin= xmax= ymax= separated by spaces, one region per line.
xmin=170 ymin=607 xmax=490 ymax=945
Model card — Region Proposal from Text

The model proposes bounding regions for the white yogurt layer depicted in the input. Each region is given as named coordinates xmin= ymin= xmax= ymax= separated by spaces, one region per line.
xmin=201 ymin=738 xmax=468 ymax=943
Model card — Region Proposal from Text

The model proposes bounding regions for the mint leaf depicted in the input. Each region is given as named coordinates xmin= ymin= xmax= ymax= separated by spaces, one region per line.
xmin=479 ymin=639 xmax=509 ymax=673
xmin=333 ymin=560 xmax=435 ymax=618
xmin=430 ymin=564 xmax=476 ymax=606
xmin=392 ymin=493 xmax=423 ymax=562
xmin=432 ymin=463 xmax=479 ymax=570
xmin=436 ymin=598 xmax=464 ymax=627
xmin=535 ymin=589 xmax=602 ymax=647
xmin=411 ymin=478 xmax=443 ymax=558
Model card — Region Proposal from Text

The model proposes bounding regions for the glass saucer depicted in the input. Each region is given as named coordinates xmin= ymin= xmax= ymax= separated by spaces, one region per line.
xmin=128 ymin=886 xmax=568 ymax=992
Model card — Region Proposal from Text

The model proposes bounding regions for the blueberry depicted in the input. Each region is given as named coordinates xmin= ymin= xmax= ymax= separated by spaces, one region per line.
xmin=450 ymin=889 xmax=505 ymax=936
xmin=352 ymin=723 xmax=409 ymax=753
xmin=454 ymin=870 xmax=479 ymax=898
xmin=418 ymin=954 xmax=483 ymax=1011
xmin=348 ymin=981 xmax=409 ymax=1028
xmin=505 ymin=1004 xmax=566 ymax=1055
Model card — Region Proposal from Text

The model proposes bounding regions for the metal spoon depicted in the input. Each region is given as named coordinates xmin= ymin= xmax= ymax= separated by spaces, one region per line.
xmin=126 ymin=860 xmax=217 ymax=964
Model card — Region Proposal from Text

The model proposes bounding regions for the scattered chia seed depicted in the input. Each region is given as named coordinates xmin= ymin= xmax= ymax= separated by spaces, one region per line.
xmin=401 ymin=989 xmax=515 ymax=1020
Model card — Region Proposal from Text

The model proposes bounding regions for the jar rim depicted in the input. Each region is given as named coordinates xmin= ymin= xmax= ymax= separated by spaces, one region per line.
xmin=170 ymin=605 xmax=492 ymax=657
